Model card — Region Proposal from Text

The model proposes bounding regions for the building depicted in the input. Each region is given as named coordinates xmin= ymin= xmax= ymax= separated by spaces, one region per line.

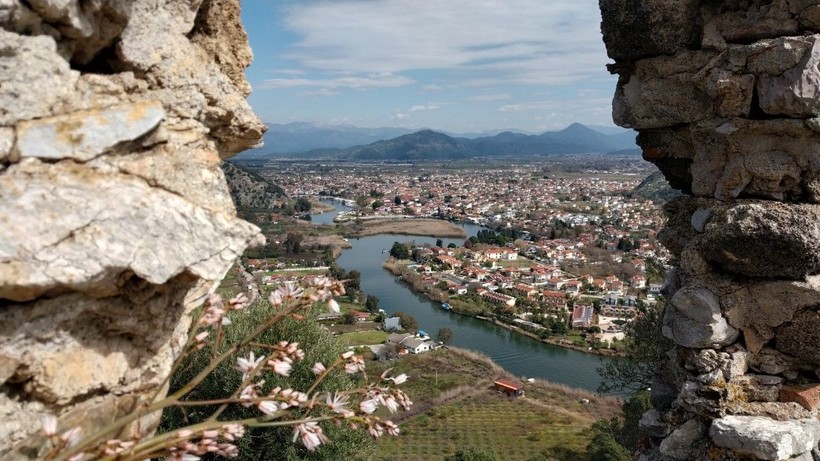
xmin=572 ymin=305 xmax=594 ymax=328
xmin=494 ymin=378 xmax=525 ymax=397
xmin=478 ymin=289 xmax=516 ymax=307
xmin=402 ymin=337 xmax=433 ymax=354
xmin=386 ymin=333 xmax=414 ymax=345
xmin=383 ymin=317 xmax=402 ymax=331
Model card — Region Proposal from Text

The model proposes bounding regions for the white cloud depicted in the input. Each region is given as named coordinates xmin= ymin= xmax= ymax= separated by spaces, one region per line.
xmin=409 ymin=105 xmax=440 ymax=112
xmin=468 ymin=93 xmax=511 ymax=101
xmin=391 ymin=112 xmax=410 ymax=120
xmin=297 ymin=89 xmax=341 ymax=96
xmin=259 ymin=72 xmax=415 ymax=89
xmin=421 ymin=84 xmax=444 ymax=93
xmin=280 ymin=0 xmax=608 ymax=85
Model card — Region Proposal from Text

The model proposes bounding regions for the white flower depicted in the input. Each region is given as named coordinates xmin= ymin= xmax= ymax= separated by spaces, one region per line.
xmin=292 ymin=422 xmax=329 ymax=452
xmin=61 ymin=427 xmax=83 ymax=448
xmin=383 ymin=395 xmax=399 ymax=414
xmin=367 ymin=422 xmax=385 ymax=439
xmin=235 ymin=351 xmax=265 ymax=381
xmin=383 ymin=420 xmax=400 ymax=437
xmin=257 ymin=400 xmax=279 ymax=416
xmin=311 ymin=362 xmax=326 ymax=376
xmin=359 ymin=398 xmax=378 ymax=414
xmin=239 ymin=382 xmax=262 ymax=407
xmin=165 ymin=449 xmax=201 ymax=461
xmin=344 ymin=355 xmax=365 ymax=374
xmin=326 ymin=393 xmax=354 ymax=418
xmin=328 ymin=299 xmax=340 ymax=313
xmin=41 ymin=414 xmax=57 ymax=436
xmin=269 ymin=291 xmax=283 ymax=307
xmin=279 ymin=282 xmax=304 ymax=300
xmin=268 ymin=358 xmax=292 ymax=377
xmin=228 ymin=293 xmax=249 ymax=310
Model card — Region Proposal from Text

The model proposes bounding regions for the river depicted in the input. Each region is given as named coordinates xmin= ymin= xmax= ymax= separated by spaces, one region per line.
xmin=316 ymin=200 xmax=612 ymax=393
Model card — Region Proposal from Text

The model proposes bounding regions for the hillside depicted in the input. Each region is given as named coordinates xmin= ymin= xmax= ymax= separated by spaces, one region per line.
xmin=630 ymin=170 xmax=681 ymax=202
xmin=221 ymin=161 xmax=286 ymax=210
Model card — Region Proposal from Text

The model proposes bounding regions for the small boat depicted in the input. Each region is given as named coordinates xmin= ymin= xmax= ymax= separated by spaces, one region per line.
xmin=441 ymin=302 xmax=451 ymax=310
xmin=381 ymin=249 xmax=388 ymax=254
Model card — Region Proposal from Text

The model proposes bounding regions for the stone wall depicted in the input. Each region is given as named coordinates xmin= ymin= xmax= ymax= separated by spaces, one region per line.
xmin=600 ymin=1 xmax=820 ymax=460
xmin=0 ymin=0 xmax=264 ymax=457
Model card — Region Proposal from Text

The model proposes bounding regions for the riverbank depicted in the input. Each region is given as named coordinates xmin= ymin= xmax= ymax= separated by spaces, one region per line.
xmin=353 ymin=218 xmax=467 ymax=238
xmin=383 ymin=258 xmax=627 ymax=359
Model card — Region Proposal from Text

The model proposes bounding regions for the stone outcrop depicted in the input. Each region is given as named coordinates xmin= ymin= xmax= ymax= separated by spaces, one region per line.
xmin=0 ymin=0 xmax=264 ymax=457
xmin=601 ymin=1 xmax=820 ymax=459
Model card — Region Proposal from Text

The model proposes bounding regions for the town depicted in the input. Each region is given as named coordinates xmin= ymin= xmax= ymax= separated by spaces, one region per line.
xmin=239 ymin=156 xmax=672 ymax=353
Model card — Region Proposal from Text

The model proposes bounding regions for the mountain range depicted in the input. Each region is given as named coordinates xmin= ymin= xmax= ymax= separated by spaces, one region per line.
xmin=239 ymin=122 xmax=637 ymax=160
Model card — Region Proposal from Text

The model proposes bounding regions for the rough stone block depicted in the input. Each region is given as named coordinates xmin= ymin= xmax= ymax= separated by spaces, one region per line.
xmin=662 ymin=287 xmax=739 ymax=349
xmin=599 ymin=0 xmax=699 ymax=61
xmin=779 ymin=384 xmax=820 ymax=411
xmin=659 ymin=418 xmax=705 ymax=460
xmin=13 ymin=101 xmax=165 ymax=162
xmin=710 ymin=416 xmax=820 ymax=461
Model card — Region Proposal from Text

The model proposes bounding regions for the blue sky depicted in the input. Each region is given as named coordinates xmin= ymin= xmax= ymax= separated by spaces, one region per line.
xmin=242 ymin=0 xmax=618 ymax=134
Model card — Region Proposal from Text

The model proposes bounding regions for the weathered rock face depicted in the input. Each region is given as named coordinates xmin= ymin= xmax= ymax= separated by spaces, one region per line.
xmin=0 ymin=0 xmax=264 ymax=457
xmin=601 ymin=1 xmax=820 ymax=459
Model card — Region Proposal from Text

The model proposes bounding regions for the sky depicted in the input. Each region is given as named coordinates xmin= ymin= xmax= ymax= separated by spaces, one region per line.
xmin=241 ymin=0 xmax=619 ymax=134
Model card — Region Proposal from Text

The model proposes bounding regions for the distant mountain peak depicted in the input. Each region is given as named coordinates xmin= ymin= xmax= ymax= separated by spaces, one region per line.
xmin=237 ymin=121 xmax=638 ymax=160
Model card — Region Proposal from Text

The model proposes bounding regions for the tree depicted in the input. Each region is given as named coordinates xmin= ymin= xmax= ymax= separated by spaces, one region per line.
xmin=597 ymin=305 xmax=668 ymax=394
xmin=587 ymin=431 xmax=631 ymax=461
xmin=284 ymin=232 xmax=303 ymax=254
xmin=346 ymin=270 xmax=361 ymax=291
xmin=365 ymin=295 xmax=380 ymax=314
xmin=586 ymin=391 xmax=651 ymax=459
xmin=343 ymin=311 xmax=360 ymax=325
xmin=389 ymin=242 xmax=411 ymax=260
xmin=394 ymin=195 xmax=401 ymax=205
xmin=294 ymin=196 xmax=312 ymax=213
xmin=393 ymin=311 xmax=418 ymax=333
xmin=447 ymin=243 xmax=457 ymax=249
xmin=436 ymin=238 xmax=443 ymax=248
xmin=435 ymin=280 xmax=449 ymax=291
xmin=551 ymin=318 xmax=569 ymax=335
xmin=436 ymin=327 xmax=454 ymax=344
xmin=355 ymin=195 xmax=369 ymax=208
xmin=371 ymin=200 xmax=383 ymax=210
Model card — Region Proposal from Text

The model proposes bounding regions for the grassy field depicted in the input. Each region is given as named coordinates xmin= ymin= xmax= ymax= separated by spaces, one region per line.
xmin=496 ymin=258 xmax=536 ymax=269
xmin=337 ymin=330 xmax=390 ymax=346
xmin=370 ymin=348 xmax=621 ymax=461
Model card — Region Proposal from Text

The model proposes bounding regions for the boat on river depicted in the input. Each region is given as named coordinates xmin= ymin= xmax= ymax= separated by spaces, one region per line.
xmin=441 ymin=302 xmax=451 ymax=310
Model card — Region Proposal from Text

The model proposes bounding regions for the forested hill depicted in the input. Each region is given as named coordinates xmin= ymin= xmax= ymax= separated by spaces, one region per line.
xmin=221 ymin=161 xmax=286 ymax=210
xmin=630 ymin=171 xmax=682 ymax=202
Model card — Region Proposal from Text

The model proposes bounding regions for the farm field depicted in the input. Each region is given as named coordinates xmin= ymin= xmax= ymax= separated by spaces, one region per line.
xmin=370 ymin=348 xmax=621 ymax=461
xmin=337 ymin=330 xmax=390 ymax=346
